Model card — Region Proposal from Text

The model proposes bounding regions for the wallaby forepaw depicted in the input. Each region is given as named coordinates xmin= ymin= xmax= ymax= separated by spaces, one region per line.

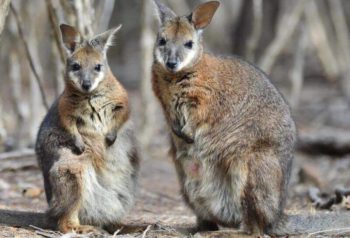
xmin=172 ymin=127 xmax=194 ymax=144
xmin=72 ymin=137 xmax=85 ymax=155
xmin=105 ymin=131 xmax=117 ymax=146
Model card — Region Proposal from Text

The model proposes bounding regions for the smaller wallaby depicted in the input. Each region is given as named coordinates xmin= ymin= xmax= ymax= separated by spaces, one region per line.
xmin=151 ymin=0 xmax=350 ymax=236
xmin=0 ymin=24 xmax=139 ymax=234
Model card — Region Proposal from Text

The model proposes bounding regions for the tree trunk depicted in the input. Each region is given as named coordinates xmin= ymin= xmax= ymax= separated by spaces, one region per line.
xmin=139 ymin=0 xmax=160 ymax=153
xmin=0 ymin=0 xmax=11 ymax=39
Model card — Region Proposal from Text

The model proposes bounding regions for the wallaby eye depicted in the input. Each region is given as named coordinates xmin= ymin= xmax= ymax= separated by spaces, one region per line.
xmin=71 ymin=63 xmax=81 ymax=71
xmin=95 ymin=64 xmax=102 ymax=72
xmin=159 ymin=37 xmax=166 ymax=46
xmin=184 ymin=41 xmax=193 ymax=49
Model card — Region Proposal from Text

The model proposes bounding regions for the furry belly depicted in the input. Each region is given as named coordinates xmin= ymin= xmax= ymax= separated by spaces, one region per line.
xmin=78 ymin=162 xmax=133 ymax=225
xmin=79 ymin=122 xmax=136 ymax=225
xmin=177 ymin=150 xmax=245 ymax=227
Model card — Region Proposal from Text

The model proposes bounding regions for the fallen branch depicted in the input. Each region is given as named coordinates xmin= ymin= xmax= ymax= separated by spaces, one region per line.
xmin=308 ymin=187 xmax=350 ymax=210
xmin=0 ymin=149 xmax=37 ymax=171
xmin=308 ymin=187 xmax=340 ymax=210
xmin=297 ymin=128 xmax=350 ymax=156
xmin=0 ymin=148 xmax=34 ymax=160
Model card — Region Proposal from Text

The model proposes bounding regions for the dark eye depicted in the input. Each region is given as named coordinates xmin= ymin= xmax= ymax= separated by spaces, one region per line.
xmin=95 ymin=64 xmax=102 ymax=72
xmin=71 ymin=63 xmax=81 ymax=71
xmin=159 ymin=37 xmax=166 ymax=46
xmin=184 ymin=41 xmax=193 ymax=49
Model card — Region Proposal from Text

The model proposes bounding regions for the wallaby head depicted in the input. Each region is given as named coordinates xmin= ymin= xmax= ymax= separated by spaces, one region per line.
xmin=59 ymin=24 xmax=121 ymax=93
xmin=153 ymin=0 xmax=219 ymax=73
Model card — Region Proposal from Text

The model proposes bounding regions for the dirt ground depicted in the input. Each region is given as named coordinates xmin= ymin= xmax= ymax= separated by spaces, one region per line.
xmin=1 ymin=83 xmax=350 ymax=238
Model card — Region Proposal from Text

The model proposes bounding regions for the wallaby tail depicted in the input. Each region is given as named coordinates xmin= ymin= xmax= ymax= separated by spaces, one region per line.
xmin=0 ymin=209 xmax=57 ymax=230
xmin=271 ymin=212 xmax=350 ymax=236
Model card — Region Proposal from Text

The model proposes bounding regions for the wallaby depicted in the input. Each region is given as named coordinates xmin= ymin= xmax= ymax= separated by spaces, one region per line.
xmin=0 ymin=24 xmax=139 ymax=234
xmin=151 ymin=0 xmax=350 ymax=236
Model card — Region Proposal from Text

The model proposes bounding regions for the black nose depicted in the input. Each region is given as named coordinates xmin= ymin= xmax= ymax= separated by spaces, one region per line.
xmin=166 ymin=61 xmax=178 ymax=70
xmin=82 ymin=80 xmax=91 ymax=91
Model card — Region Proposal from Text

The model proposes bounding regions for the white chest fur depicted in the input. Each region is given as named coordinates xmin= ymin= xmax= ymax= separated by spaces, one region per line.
xmin=79 ymin=120 xmax=136 ymax=225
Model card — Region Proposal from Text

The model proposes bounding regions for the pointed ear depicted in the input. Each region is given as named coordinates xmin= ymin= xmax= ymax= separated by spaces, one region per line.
xmin=191 ymin=1 xmax=220 ymax=30
xmin=59 ymin=24 xmax=81 ymax=54
xmin=153 ymin=0 xmax=176 ymax=24
xmin=90 ymin=25 xmax=122 ymax=53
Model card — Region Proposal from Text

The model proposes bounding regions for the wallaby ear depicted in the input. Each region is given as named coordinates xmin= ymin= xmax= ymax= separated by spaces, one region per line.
xmin=191 ymin=1 xmax=220 ymax=30
xmin=90 ymin=25 xmax=122 ymax=53
xmin=153 ymin=0 xmax=176 ymax=24
xmin=59 ymin=24 xmax=81 ymax=54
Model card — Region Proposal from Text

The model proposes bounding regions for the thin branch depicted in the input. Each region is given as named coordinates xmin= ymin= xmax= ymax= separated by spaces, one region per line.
xmin=258 ymin=0 xmax=306 ymax=73
xmin=46 ymin=0 xmax=65 ymax=63
xmin=141 ymin=225 xmax=152 ymax=238
xmin=305 ymin=0 xmax=339 ymax=80
xmin=95 ymin=0 xmax=116 ymax=32
xmin=10 ymin=3 xmax=49 ymax=110
xmin=289 ymin=23 xmax=307 ymax=109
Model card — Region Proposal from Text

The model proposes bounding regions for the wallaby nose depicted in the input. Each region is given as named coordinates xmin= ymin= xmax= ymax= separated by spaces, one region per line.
xmin=82 ymin=80 xmax=91 ymax=91
xmin=166 ymin=61 xmax=178 ymax=70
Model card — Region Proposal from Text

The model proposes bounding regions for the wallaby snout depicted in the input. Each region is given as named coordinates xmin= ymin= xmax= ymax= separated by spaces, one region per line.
xmin=81 ymin=79 xmax=92 ymax=91
xmin=166 ymin=61 xmax=177 ymax=71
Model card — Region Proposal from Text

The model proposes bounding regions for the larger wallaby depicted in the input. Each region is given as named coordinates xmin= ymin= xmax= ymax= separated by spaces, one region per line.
xmin=0 ymin=24 xmax=139 ymax=234
xmin=151 ymin=0 xmax=350 ymax=236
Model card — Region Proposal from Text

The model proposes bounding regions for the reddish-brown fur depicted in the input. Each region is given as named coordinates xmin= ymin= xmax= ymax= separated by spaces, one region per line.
xmin=152 ymin=1 xmax=295 ymax=235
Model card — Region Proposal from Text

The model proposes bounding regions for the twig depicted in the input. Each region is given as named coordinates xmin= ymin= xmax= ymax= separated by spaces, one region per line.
xmin=30 ymin=225 xmax=62 ymax=238
xmin=141 ymin=225 xmax=152 ymax=238
xmin=289 ymin=23 xmax=307 ymax=109
xmin=10 ymin=3 xmax=49 ymax=110
xmin=113 ymin=227 xmax=124 ymax=238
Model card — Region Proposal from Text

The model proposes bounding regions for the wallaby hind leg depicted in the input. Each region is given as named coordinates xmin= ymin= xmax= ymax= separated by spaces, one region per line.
xmin=49 ymin=155 xmax=101 ymax=233
xmin=241 ymin=151 xmax=283 ymax=235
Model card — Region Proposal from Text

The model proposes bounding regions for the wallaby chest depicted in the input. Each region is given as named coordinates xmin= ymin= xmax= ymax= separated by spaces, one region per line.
xmin=78 ymin=94 xmax=117 ymax=135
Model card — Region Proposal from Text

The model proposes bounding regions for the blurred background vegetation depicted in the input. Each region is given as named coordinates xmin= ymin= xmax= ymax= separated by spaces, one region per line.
xmin=1 ymin=0 xmax=350 ymax=158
